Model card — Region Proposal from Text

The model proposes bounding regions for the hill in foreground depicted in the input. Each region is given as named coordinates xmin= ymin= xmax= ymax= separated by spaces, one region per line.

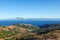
xmin=0 ymin=24 xmax=60 ymax=40
xmin=0 ymin=24 xmax=39 ymax=40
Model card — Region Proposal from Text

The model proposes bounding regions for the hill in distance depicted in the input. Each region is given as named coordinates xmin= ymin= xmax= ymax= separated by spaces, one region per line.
xmin=2 ymin=18 xmax=60 ymax=21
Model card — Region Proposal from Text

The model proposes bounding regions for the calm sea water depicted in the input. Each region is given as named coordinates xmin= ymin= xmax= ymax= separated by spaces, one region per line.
xmin=0 ymin=20 xmax=60 ymax=26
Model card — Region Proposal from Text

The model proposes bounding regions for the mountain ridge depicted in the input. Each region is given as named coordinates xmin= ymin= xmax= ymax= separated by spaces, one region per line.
xmin=1 ymin=18 xmax=60 ymax=21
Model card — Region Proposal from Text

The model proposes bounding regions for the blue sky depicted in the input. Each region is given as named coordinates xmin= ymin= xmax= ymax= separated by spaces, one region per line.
xmin=0 ymin=0 xmax=60 ymax=19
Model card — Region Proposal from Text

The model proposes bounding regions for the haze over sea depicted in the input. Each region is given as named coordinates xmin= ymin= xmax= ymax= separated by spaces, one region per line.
xmin=0 ymin=19 xmax=60 ymax=26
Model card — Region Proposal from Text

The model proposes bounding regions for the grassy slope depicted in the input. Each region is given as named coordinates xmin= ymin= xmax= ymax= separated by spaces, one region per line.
xmin=0 ymin=24 xmax=39 ymax=40
xmin=0 ymin=24 xmax=60 ymax=40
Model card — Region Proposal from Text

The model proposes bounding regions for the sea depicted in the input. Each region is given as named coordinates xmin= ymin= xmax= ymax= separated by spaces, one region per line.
xmin=0 ymin=20 xmax=60 ymax=26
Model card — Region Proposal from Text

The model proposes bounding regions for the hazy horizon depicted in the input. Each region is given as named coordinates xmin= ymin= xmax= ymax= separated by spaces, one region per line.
xmin=0 ymin=17 xmax=57 ymax=19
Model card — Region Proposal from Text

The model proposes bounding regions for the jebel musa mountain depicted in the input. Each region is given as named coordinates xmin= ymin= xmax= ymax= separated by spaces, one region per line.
xmin=3 ymin=18 xmax=60 ymax=21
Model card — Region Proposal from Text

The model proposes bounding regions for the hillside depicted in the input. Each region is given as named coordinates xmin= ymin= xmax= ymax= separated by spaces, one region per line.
xmin=0 ymin=24 xmax=60 ymax=40
xmin=0 ymin=24 xmax=39 ymax=40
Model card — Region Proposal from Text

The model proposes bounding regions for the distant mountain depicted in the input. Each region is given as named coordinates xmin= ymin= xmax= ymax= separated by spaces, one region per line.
xmin=26 ymin=18 xmax=60 ymax=21
xmin=3 ymin=18 xmax=60 ymax=21
xmin=0 ymin=17 xmax=60 ymax=21
xmin=2 ymin=17 xmax=25 ymax=21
